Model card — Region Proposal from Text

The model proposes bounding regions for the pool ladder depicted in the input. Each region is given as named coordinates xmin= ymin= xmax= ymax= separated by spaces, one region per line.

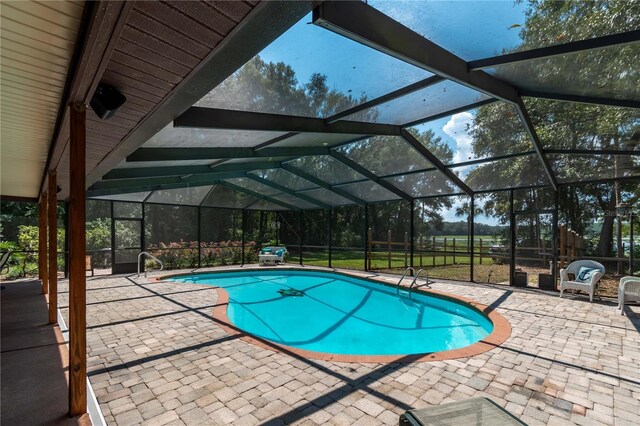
xmin=138 ymin=251 xmax=164 ymax=277
xmin=396 ymin=267 xmax=431 ymax=301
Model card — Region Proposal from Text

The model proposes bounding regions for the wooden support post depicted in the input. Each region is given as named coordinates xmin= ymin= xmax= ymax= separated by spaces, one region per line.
xmin=39 ymin=192 xmax=48 ymax=293
xmin=68 ymin=103 xmax=87 ymax=416
xmin=48 ymin=172 xmax=58 ymax=324
xmin=387 ymin=229 xmax=392 ymax=269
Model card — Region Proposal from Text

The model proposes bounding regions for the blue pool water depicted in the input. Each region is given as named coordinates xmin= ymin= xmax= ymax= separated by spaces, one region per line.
xmin=167 ymin=270 xmax=493 ymax=355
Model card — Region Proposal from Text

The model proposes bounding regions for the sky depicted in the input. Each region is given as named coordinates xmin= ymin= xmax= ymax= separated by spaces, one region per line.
xmin=237 ymin=2 xmax=530 ymax=225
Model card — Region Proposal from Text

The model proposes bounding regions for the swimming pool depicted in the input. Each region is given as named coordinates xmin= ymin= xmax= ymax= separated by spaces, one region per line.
xmin=166 ymin=270 xmax=498 ymax=358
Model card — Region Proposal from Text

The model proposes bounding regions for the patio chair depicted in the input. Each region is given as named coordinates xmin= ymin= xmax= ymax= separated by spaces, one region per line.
xmin=258 ymin=246 xmax=287 ymax=266
xmin=618 ymin=276 xmax=640 ymax=315
xmin=559 ymin=260 xmax=605 ymax=302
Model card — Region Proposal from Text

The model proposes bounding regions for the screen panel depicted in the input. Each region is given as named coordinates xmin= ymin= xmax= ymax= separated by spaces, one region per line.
xmin=487 ymin=42 xmax=640 ymax=102
xmin=286 ymin=155 xmax=365 ymax=185
xmin=337 ymin=136 xmax=433 ymax=175
xmin=369 ymin=1 xmax=639 ymax=61
xmin=384 ymin=170 xmax=458 ymax=198
xmin=342 ymin=80 xmax=491 ymax=126
xmin=145 ymin=186 xmax=211 ymax=206
xmin=336 ymin=181 xmax=400 ymax=203
xmin=196 ymin=13 xmax=432 ymax=118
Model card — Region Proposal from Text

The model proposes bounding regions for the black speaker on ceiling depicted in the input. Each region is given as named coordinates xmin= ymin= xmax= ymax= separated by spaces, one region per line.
xmin=90 ymin=83 xmax=126 ymax=120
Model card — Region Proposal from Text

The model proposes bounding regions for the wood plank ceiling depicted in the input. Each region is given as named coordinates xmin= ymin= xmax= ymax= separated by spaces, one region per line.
xmin=48 ymin=0 xmax=261 ymax=200
xmin=0 ymin=0 xmax=85 ymax=198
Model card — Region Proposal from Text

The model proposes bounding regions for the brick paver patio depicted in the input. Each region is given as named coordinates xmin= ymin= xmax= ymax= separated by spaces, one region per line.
xmin=57 ymin=267 xmax=640 ymax=425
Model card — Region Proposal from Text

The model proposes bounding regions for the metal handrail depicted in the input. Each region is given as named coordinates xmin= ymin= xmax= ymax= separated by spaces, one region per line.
xmin=137 ymin=252 xmax=163 ymax=277
xmin=396 ymin=267 xmax=415 ymax=296
xmin=409 ymin=269 xmax=430 ymax=300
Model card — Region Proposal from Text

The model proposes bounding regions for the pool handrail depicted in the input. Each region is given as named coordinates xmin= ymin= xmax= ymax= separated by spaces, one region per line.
xmin=397 ymin=267 xmax=415 ymax=296
xmin=409 ymin=269 xmax=430 ymax=301
xmin=137 ymin=252 xmax=163 ymax=277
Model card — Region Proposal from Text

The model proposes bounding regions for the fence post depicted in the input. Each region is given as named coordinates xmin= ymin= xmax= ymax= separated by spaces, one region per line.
xmin=432 ymin=236 xmax=436 ymax=267
xmin=453 ymin=238 xmax=456 ymax=265
xmin=559 ymin=224 xmax=566 ymax=269
xmin=479 ymin=239 xmax=483 ymax=265
xmin=444 ymin=237 xmax=447 ymax=266
xmin=387 ymin=229 xmax=392 ymax=270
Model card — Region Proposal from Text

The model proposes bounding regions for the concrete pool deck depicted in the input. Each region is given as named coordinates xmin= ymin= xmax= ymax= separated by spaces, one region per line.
xmin=54 ymin=265 xmax=639 ymax=425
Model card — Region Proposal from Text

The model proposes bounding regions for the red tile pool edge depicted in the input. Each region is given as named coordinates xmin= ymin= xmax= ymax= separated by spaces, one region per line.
xmin=158 ymin=271 xmax=512 ymax=363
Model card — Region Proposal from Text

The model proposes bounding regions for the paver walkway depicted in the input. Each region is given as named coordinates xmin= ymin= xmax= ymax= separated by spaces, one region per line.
xmin=57 ymin=267 xmax=640 ymax=425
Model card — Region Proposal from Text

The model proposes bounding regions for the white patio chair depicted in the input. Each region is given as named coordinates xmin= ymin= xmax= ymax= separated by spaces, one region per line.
xmin=618 ymin=276 xmax=640 ymax=315
xmin=559 ymin=260 xmax=605 ymax=302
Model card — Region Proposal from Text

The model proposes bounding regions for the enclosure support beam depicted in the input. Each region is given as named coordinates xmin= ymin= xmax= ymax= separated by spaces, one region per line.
xmin=519 ymin=90 xmax=640 ymax=110
xmin=299 ymin=211 xmax=303 ymax=266
xmin=470 ymin=195 xmax=475 ymax=282
xmin=104 ymin=161 xmax=282 ymax=180
xmin=39 ymin=192 xmax=48 ymax=294
xmin=127 ymin=147 xmax=331 ymax=163
xmin=110 ymin=201 xmax=115 ymax=275
xmin=469 ymin=30 xmax=640 ymax=70
xmin=515 ymin=98 xmax=558 ymax=191
xmin=629 ymin=213 xmax=635 ymax=275
xmin=313 ymin=1 xmax=519 ymax=103
xmin=246 ymin=175 xmax=331 ymax=209
xmin=401 ymin=130 xmax=473 ymax=196
xmin=329 ymin=151 xmax=413 ymax=202
xmin=552 ymin=189 xmax=560 ymax=289
xmin=68 ymin=103 xmax=87 ymax=416
xmin=327 ymin=75 xmax=445 ymax=123
xmin=328 ymin=209 xmax=333 ymax=268
xmin=197 ymin=207 xmax=202 ymax=269
xmin=364 ymin=205 xmax=369 ymax=271
xmin=509 ymin=190 xmax=516 ymax=287
xmin=90 ymin=172 xmax=246 ymax=192
xmin=241 ymin=210 xmax=246 ymax=266
xmin=48 ymin=171 xmax=58 ymax=324
xmin=220 ymin=182 xmax=299 ymax=211
xmin=140 ymin=201 xmax=147 ymax=274
xmin=174 ymin=107 xmax=403 ymax=136
xmin=409 ymin=200 xmax=415 ymax=269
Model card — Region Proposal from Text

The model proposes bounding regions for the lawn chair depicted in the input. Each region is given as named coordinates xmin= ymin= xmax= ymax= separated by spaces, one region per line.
xmin=559 ymin=260 xmax=605 ymax=302
xmin=618 ymin=276 xmax=640 ymax=315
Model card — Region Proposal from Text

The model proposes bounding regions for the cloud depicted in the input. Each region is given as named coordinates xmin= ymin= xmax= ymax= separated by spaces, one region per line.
xmin=443 ymin=112 xmax=474 ymax=165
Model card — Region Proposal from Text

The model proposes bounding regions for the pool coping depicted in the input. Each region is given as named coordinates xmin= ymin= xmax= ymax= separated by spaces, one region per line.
xmin=156 ymin=267 xmax=512 ymax=363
